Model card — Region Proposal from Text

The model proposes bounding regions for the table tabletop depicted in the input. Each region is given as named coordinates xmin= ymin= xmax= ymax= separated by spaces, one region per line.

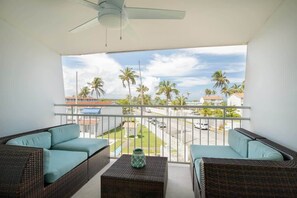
xmin=102 ymin=154 xmax=168 ymax=182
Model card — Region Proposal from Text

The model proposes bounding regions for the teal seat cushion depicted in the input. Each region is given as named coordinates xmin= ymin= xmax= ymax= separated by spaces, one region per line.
xmin=6 ymin=132 xmax=51 ymax=149
xmin=190 ymin=145 xmax=243 ymax=164
xmin=248 ymin=141 xmax=284 ymax=161
xmin=52 ymin=138 xmax=108 ymax=157
xmin=228 ymin=129 xmax=252 ymax=157
xmin=49 ymin=124 xmax=80 ymax=146
xmin=44 ymin=150 xmax=87 ymax=183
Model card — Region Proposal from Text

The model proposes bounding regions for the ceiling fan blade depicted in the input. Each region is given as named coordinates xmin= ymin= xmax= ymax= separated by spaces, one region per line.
xmin=69 ymin=17 xmax=99 ymax=33
xmin=126 ymin=7 xmax=185 ymax=19
xmin=106 ymin=0 xmax=125 ymax=9
xmin=71 ymin=0 xmax=99 ymax=11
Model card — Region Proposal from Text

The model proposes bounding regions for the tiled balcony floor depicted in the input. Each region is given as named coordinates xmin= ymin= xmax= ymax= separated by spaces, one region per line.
xmin=72 ymin=159 xmax=194 ymax=198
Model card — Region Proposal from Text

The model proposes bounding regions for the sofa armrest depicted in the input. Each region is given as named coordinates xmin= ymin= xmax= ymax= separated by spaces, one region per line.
xmin=0 ymin=145 xmax=44 ymax=197
xmin=200 ymin=157 xmax=297 ymax=198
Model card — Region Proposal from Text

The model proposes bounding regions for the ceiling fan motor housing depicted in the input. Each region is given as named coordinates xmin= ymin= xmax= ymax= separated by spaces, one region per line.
xmin=98 ymin=2 xmax=128 ymax=29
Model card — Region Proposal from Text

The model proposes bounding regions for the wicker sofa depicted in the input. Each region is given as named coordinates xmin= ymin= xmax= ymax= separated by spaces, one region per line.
xmin=190 ymin=128 xmax=297 ymax=198
xmin=0 ymin=124 xmax=110 ymax=198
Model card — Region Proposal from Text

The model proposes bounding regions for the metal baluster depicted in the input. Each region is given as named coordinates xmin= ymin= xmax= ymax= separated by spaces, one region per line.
xmin=108 ymin=116 xmax=110 ymax=148
xmin=162 ymin=117 xmax=164 ymax=157
xmin=134 ymin=119 xmax=136 ymax=150
xmin=199 ymin=118 xmax=201 ymax=145
xmin=184 ymin=118 xmax=186 ymax=162
xmin=155 ymin=118 xmax=157 ymax=156
xmin=127 ymin=116 xmax=130 ymax=154
xmin=215 ymin=119 xmax=217 ymax=146
xmin=207 ymin=119 xmax=210 ymax=145
xmin=192 ymin=118 xmax=194 ymax=145
xmin=120 ymin=117 xmax=123 ymax=156
xmin=114 ymin=117 xmax=116 ymax=158
xmin=101 ymin=116 xmax=104 ymax=139
xmin=177 ymin=118 xmax=179 ymax=162
xmin=223 ymin=107 xmax=226 ymax=145
xmin=169 ymin=117 xmax=172 ymax=161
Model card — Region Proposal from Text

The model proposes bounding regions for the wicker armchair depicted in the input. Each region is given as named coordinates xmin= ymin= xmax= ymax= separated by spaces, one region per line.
xmin=0 ymin=125 xmax=110 ymax=198
xmin=192 ymin=128 xmax=297 ymax=198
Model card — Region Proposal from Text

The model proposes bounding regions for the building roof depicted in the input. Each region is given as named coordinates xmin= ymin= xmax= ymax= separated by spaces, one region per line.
xmin=66 ymin=101 xmax=113 ymax=105
xmin=0 ymin=1 xmax=282 ymax=55
xmin=66 ymin=96 xmax=96 ymax=100
xmin=203 ymin=95 xmax=223 ymax=100
xmin=233 ymin=93 xmax=244 ymax=99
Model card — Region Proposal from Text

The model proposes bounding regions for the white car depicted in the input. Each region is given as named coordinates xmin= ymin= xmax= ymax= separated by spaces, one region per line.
xmin=194 ymin=122 xmax=209 ymax=130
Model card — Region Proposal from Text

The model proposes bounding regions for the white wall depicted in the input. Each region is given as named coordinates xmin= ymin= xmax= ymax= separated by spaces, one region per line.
xmin=244 ymin=0 xmax=297 ymax=151
xmin=0 ymin=19 xmax=65 ymax=136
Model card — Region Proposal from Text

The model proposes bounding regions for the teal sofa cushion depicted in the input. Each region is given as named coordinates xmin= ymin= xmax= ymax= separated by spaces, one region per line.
xmin=228 ymin=129 xmax=252 ymax=157
xmin=6 ymin=132 xmax=51 ymax=149
xmin=190 ymin=145 xmax=243 ymax=163
xmin=49 ymin=124 xmax=80 ymax=146
xmin=44 ymin=150 xmax=87 ymax=183
xmin=248 ymin=141 xmax=284 ymax=161
xmin=52 ymin=138 xmax=108 ymax=157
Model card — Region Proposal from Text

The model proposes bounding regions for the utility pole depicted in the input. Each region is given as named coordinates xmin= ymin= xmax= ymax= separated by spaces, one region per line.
xmin=138 ymin=60 xmax=144 ymax=106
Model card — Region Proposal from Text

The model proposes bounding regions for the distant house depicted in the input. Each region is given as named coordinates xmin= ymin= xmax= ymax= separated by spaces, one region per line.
xmin=200 ymin=95 xmax=223 ymax=106
xmin=227 ymin=93 xmax=244 ymax=115
xmin=227 ymin=93 xmax=244 ymax=106
xmin=65 ymin=96 xmax=122 ymax=137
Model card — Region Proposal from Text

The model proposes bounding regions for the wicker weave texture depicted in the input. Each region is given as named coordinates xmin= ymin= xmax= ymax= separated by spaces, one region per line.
xmin=0 ymin=125 xmax=110 ymax=198
xmin=101 ymin=155 xmax=168 ymax=198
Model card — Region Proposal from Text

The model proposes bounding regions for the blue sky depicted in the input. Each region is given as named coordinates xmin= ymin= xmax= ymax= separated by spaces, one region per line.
xmin=62 ymin=45 xmax=246 ymax=100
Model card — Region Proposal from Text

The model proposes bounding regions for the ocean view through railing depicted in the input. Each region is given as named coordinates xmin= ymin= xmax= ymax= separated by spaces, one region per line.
xmin=54 ymin=104 xmax=250 ymax=163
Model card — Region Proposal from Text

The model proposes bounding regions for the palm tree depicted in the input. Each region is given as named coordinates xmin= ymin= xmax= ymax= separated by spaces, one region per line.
xmin=212 ymin=70 xmax=230 ymax=89
xmin=221 ymin=86 xmax=232 ymax=97
xmin=174 ymin=95 xmax=187 ymax=106
xmin=156 ymin=80 xmax=179 ymax=106
xmin=212 ymin=90 xmax=216 ymax=95
xmin=88 ymin=77 xmax=105 ymax=99
xmin=204 ymin=89 xmax=212 ymax=96
xmin=119 ymin=67 xmax=139 ymax=105
xmin=79 ymin=86 xmax=90 ymax=98
xmin=136 ymin=84 xmax=149 ymax=105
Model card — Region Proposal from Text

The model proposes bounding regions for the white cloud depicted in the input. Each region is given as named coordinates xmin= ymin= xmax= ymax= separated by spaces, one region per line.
xmin=143 ymin=54 xmax=204 ymax=77
xmin=228 ymin=77 xmax=245 ymax=84
xmin=176 ymin=77 xmax=211 ymax=88
xmin=63 ymin=53 xmax=162 ymax=99
xmin=183 ymin=45 xmax=247 ymax=55
xmin=63 ymin=54 xmax=129 ymax=98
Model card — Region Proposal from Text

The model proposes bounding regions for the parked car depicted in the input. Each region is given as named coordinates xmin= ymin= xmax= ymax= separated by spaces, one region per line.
xmin=151 ymin=119 xmax=158 ymax=125
xmin=146 ymin=109 xmax=151 ymax=113
xmin=194 ymin=122 xmax=208 ymax=130
xmin=158 ymin=122 xmax=166 ymax=128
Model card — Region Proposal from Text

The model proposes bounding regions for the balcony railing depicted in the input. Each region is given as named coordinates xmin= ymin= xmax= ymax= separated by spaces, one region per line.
xmin=54 ymin=104 xmax=250 ymax=163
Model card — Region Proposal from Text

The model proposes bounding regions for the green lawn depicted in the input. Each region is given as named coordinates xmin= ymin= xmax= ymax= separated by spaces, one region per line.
xmin=98 ymin=124 xmax=164 ymax=156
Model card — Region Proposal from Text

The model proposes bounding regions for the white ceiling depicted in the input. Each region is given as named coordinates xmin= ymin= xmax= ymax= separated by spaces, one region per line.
xmin=0 ymin=0 xmax=283 ymax=55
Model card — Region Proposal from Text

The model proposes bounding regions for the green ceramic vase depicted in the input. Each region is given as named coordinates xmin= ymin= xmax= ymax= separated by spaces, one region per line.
xmin=131 ymin=148 xmax=146 ymax=168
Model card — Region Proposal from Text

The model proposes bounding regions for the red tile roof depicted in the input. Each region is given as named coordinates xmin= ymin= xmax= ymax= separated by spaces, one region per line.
xmin=203 ymin=95 xmax=223 ymax=100
xmin=66 ymin=101 xmax=113 ymax=105
xmin=233 ymin=93 xmax=244 ymax=99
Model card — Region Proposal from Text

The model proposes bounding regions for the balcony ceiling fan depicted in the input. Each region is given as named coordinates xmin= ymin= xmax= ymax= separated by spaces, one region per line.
xmin=69 ymin=0 xmax=186 ymax=33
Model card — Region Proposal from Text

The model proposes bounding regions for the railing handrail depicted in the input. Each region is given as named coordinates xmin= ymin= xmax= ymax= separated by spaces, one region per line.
xmin=54 ymin=104 xmax=251 ymax=109
xmin=54 ymin=113 xmax=250 ymax=120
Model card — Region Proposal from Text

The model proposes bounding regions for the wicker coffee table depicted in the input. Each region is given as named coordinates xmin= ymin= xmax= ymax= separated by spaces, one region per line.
xmin=101 ymin=154 xmax=168 ymax=198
